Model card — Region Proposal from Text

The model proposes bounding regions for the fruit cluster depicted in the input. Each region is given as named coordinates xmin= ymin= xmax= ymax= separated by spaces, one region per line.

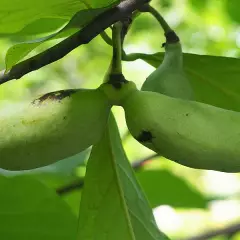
xmin=1 ymin=14 xmax=239 ymax=173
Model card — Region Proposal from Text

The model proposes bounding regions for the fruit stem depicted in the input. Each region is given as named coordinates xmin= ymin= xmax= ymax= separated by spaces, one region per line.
xmin=100 ymin=31 xmax=112 ymax=46
xmin=111 ymin=21 xmax=123 ymax=75
xmin=140 ymin=4 xmax=171 ymax=34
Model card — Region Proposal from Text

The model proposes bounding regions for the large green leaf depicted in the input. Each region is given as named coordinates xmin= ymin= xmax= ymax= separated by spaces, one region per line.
xmin=137 ymin=169 xmax=207 ymax=209
xmin=77 ymin=113 xmax=169 ymax=240
xmin=0 ymin=175 xmax=77 ymax=240
xmin=0 ymin=0 xmax=118 ymax=34
xmin=4 ymin=3 xmax=118 ymax=71
xmin=133 ymin=52 xmax=240 ymax=112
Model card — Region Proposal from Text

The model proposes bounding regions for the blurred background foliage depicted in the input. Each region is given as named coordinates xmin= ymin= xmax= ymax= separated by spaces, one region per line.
xmin=1 ymin=0 xmax=240 ymax=239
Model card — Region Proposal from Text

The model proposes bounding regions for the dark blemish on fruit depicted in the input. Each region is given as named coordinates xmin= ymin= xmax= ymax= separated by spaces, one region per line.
xmin=185 ymin=113 xmax=189 ymax=116
xmin=107 ymin=73 xmax=128 ymax=89
xmin=137 ymin=130 xmax=154 ymax=143
xmin=63 ymin=116 xmax=67 ymax=120
xmin=32 ymin=89 xmax=77 ymax=104
xmin=165 ymin=30 xmax=180 ymax=44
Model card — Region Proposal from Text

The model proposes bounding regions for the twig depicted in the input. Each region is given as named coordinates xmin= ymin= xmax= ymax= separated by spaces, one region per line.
xmin=182 ymin=222 xmax=240 ymax=240
xmin=0 ymin=0 xmax=150 ymax=85
xmin=56 ymin=178 xmax=84 ymax=195
xmin=56 ymin=153 xmax=159 ymax=195
xmin=100 ymin=31 xmax=112 ymax=46
xmin=131 ymin=153 xmax=159 ymax=170
xmin=138 ymin=3 xmax=171 ymax=33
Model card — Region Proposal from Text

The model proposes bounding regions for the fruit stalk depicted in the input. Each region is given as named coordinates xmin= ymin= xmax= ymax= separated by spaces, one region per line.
xmin=140 ymin=5 xmax=194 ymax=100
xmin=139 ymin=3 xmax=172 ymax=34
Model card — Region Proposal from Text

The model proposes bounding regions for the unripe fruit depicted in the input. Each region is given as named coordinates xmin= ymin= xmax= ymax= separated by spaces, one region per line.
xmin=0 ymin=89 xmax=111 ymax=170
xmin=141 ymin=32 xmax=194 ymax=100
xmin=122 ymin=88 xmax=240 ymax=173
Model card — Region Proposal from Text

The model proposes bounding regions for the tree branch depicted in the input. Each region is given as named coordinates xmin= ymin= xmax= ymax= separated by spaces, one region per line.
xmin=131 ymin=153 xmax=158 ymax=170
xmin=182 ymin=222 xmax=240 ymax=240
xmin=56 ymin=178 xmax=85 ymax=195
xmin=56 ymin=153 xmax=159 ymax=195
xmin=0 ymin=0 xmax=150 ymax=85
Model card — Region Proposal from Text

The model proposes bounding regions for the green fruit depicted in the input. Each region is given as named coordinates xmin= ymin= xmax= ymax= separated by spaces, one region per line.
xmin=0 ymin=89 xmax=111 ymax=170
xmin=120 ymin=86 xmax=240 ymax=173
xmin=141 ymin=34 xmax=194 ymax=100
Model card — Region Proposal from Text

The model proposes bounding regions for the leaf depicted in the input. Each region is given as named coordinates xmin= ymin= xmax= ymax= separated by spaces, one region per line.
xmin=62 ymin=190 xmax=82 ymax=216
xmin=226 ymin=0 xmax=240 ymax=23
xmin=137 ymin=169 xmax=207 ymax=209
xmin=4 ymin=6 xmax=115 ymax=71
xmin=0 ymin=175 xmax=77 ymax=240
xmin=135 ymin=52 xmax=240 ymax=112
xmin=0 ymin=150 xmax=89 ymax=216
xmin=189 ymin=0 xmax=207 ymax=11
xmin=0 ymin=0 xmax=119 ymax=34
xmin=0 ymin=18 xmax=67 ymax=38
xmin=77 ymin=113 xmax=169 ymax=240
xmin=0 ymin=149 xmax=89 ymax=176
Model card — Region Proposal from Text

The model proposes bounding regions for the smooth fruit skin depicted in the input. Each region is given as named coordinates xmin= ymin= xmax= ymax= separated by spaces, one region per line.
xmin=141 ymin=42 xmax=194 ymax=100
xmin=122 ymin=89 xmax=240 ymax=173
xmin=0 ymin=89 xmax=111 ymax=170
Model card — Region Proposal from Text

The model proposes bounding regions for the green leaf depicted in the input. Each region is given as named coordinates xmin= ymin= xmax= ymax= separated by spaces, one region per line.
xmin=137 ymin=169 xmax=207 ymax=209
xmin=0 ymin=175 xmax=77 ymax=240
xmin=77 ymin=113 xmax=169 ymax=240
xmin=135 ymin=52 xmax=240 ymax=112
xmin=189 ymin=0 xmax=207 ymax=11
xmin=0 ymin=150 xmax=88 ymax=217
xmin=0 ymin=0 xmax=119 ymax=34
xmin=62 ymin=190 xmax=82 ymax=216
xmin=0 ymin=1 xmax=81 ymax=34
xmin=4 ymin=6 xmax=115 ymax=71
xmin=0 ymin=18 xmax=67 ymax=38
xmin=226 ymin=0 xmax=240 ymax=23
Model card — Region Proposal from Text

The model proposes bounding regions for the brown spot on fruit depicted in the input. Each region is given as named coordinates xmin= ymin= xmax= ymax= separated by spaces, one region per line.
xmin=32 ymin=89 xmax=77 ymax=105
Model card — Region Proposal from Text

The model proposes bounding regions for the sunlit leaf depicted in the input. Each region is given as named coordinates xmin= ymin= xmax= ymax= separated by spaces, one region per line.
xmin=0 ymin=0 xmax=119 ymax=34
xmin=77 ymin=113 xmax=169 ymax=240
xmin=137 ymin=169 xmax=207 ymax=209
xmin=4 ymin=5 xmax=117 ymax=71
